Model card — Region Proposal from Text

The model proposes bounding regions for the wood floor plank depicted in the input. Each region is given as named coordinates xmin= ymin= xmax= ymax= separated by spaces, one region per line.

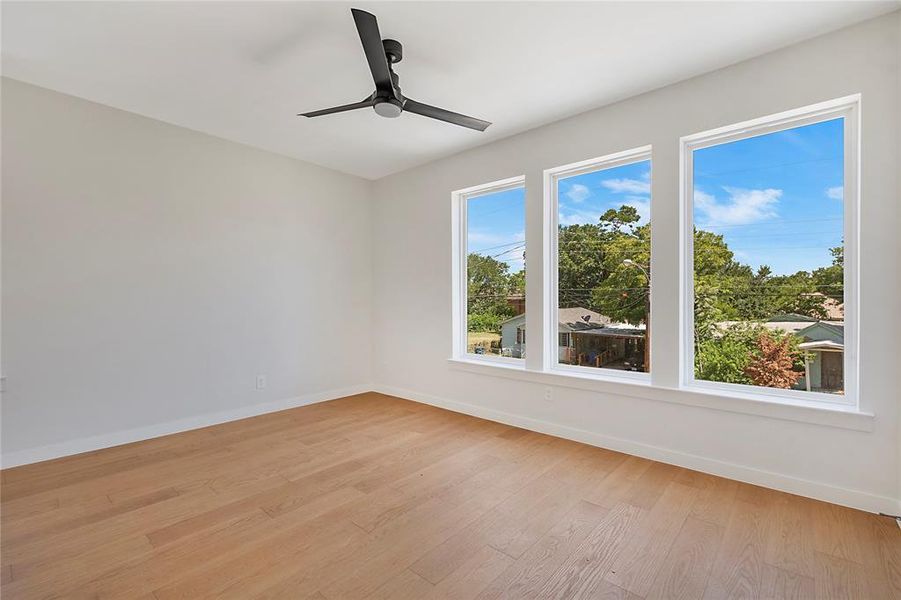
xmin=152 ymin=518 xmax=365 ymax=600
xmin=1 ymin=393 xmax=895 ymax=600
xmin=813 ymin=551 xmax=869 ymax=600
xmin=365 ymin=569 xmax=435 ymax=600
xmin=533 ymin=502 xmax=646 ymax=599
xmin=476 ymin=499 xmax=609 ymax=600
xmin=53 ymin=509 xmax=272 ymax=598
xmin=761 ymin=564 xmax=816 ymax=599
xmin=702 ymin=497 xmax=772 ymax=600
xmin=764 ymin=491 xmax=818 ymax=578
xmin=603 ymin=481 xmax=700 ymax=597
xmin=422 ymin=545 xmax=514 ymax=600
xmin=348 ymin=449 xmax=500 ymax=533
xmin=408 ymin=440 xmax=576 ymax=584
xmin=687 ymin=471 xmax=740 ymax=527
xmin=848 ymin=509 xmax=901 ymax=599
xmin=582 ymin=454 xmax=653 ymax=509
xmin=645 ymin=516 xmax=723 ymax=600
xmin=811 ymin=499 xmax=866 ymax=564
xmin=621 ymin=461 xmax=684 ymax=510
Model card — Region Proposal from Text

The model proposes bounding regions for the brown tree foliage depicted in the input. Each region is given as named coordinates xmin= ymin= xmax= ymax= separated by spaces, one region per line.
xmin=744 ymin=332 xmax=803 ymax=389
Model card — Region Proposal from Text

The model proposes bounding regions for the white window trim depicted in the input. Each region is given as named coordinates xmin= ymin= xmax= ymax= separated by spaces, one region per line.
xmin=543 ymin=145 xmax=653 ymax=384
xmin=679 ymin=95 xmax=860 ymax=409
xmin=451 ymin=175 xmax=526 ymax=366
xmin=446 ymin=356 xmax=873 ymax=432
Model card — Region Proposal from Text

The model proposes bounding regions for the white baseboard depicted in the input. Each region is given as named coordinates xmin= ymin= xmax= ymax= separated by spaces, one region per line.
xmin=1 ymin=384 xmax=371 ymax=469
xmin=373 ymin=383 xmax=898 ymax=515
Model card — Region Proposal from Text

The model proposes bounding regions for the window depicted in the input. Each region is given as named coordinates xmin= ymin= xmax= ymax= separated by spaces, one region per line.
xmin=451 ymin=97 xmax=863 ymax=424
xmin=547 ymin=147 xmax=652 ymax=377
xmin=452 ymin=176 xmax=526 ymax=362
xmin=683 ymin=97 xmax=858 ymax=403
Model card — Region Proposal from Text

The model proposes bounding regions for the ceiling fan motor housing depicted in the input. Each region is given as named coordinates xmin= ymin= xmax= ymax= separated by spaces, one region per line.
xmin=373 ymin=97 xmax=403 ymax=118
xmin=382 ymin=39 xmax=402 ymax=63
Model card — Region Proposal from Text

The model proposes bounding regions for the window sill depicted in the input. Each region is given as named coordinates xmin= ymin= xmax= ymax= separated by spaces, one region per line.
xmin=447 ymin=358 xmax=874 ymax=432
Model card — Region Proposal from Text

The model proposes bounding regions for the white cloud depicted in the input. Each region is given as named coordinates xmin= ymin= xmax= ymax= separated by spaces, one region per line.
xmin=601 ymin=177 xmax=650 ymax=195
xmin=558 ymin=209 xmax=597 ymax=227
xmin=565 ymin=183 xmax=590 ymax=203
xmin=694 ymin=187 xmax=781 ymax=227
xmin=826 ymin=186 xmax=843 ymax=200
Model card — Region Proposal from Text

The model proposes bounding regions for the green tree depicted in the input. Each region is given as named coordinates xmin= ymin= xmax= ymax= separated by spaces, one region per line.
xmin=695 ymin=324 xmax=805 ymax=386
xmin=812 ymin=245 xmax=844 ymax=301
xmin=467 ymin=254 xmax=516 ymax=332
xmin=589 ymin=206 xmax=651 ymax=325
xmin=508 ymin=269 xmax=525 ymax=296
xmin=558 ymin=206 xmax=655 ymax=324
xmin=764 ymin=271 xmax=828 ymax=318
xmin=695 ymin=325 xmax=758 ymax=385
xmin=558 ymin=223 xmax=608 ymax=309
xmin=693 ymin=229 xmax=754 ymax=321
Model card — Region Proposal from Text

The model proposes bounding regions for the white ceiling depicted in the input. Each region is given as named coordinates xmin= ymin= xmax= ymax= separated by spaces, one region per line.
xmin=3 ymin=1 xmax=897 ymax=180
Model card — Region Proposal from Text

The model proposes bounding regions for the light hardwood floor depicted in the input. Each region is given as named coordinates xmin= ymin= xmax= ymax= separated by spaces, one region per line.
xmin=1 ymin=392 xmax=899 ymax=599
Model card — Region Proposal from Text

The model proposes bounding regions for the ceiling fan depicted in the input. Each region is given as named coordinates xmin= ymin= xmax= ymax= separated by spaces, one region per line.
xmin=299 ymin=8 xmax=490 ymax=131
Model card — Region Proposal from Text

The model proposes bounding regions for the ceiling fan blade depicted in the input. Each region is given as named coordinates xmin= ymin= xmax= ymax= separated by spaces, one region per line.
xmin=351 ymin=9 xmax=395 ymax=95
xmin=403 ymin=99 xmax=491 ymax=131
xmin=299 ymin=99 xmax=373 ymax=118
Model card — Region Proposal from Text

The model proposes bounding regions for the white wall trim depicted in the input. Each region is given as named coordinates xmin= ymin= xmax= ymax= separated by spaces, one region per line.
xmin=373 ymin=383 xmax=897 ymax=515
xmin=0 ymin=384 xmax=371 ymax=469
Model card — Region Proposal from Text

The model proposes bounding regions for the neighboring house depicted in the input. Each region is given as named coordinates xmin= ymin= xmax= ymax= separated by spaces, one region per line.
xmin=795 ymin=321 xmax=844 ymax=393
xmin=718 ymin=313 xmax=845 ymax=393
xmin=500 ymin=307 xmax=646 ymax=369
xmin=799 ymin=291 xmax=844 ymax=320
xmin=506 ymin=293 xmax=525 ymax=316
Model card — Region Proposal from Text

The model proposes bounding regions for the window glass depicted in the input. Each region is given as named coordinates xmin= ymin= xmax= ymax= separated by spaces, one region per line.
xmin=466 ymin=185 xmax=526 ymax=358
xmin=557 ymin=159 xmax=651 ymax=373
xmin=692 ymin=118 xmax=845 ymax=395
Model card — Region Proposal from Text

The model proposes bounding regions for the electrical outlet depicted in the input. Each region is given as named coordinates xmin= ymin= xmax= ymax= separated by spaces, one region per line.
xmin=543 ymin=387 xmax=553 ymax=402
xmin=256 ymin=374 xmax=267 ymax=390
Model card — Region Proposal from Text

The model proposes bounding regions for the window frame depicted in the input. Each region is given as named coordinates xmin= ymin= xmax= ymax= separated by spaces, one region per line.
xmin=679 ymin=95 xmax=860 ymax=408
xmin=451 ymin=175 xmax=527 ymax=367
xmin=544 ymin=145 xmax=653 ymax=383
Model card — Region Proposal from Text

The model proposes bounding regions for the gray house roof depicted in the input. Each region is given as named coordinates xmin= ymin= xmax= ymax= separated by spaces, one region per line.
xmin=501 ymin=307 xmax=643 ymax=334
xmin=501 ymin=307 xmax=610 ymax=329
xmin=558 ymin=307 xmax=611 ymax=330
xmin=716 ymin=315 xmax=844 ymax=345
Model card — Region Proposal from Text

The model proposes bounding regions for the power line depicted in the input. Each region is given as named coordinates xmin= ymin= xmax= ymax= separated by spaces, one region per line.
xmin=469 ymin=239 xmax=527 ymax=253
xmin=694 ymin=217 xmax=842 ymax=229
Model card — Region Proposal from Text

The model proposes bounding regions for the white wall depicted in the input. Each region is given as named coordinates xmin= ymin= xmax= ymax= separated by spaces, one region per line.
xmin=371 ymin=13 xmax=900 ymax=513
xmin=1 ymin=79 xmax=373 ymax=463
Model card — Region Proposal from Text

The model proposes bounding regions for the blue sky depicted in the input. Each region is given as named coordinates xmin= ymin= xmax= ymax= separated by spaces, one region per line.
xmin=693 ymin=118 xmax=844 ymax=275
xmin=467 ymin=186 xmax=526 ymax=272
xmin=468 ymin=118 xmax=843 ymax=277
xmin=558 ymin=160 xmax=652 ymax=228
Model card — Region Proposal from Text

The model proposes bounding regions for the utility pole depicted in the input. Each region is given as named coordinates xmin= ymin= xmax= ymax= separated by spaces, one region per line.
xmin=623 ymin=259 xmax=650 ymax=372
